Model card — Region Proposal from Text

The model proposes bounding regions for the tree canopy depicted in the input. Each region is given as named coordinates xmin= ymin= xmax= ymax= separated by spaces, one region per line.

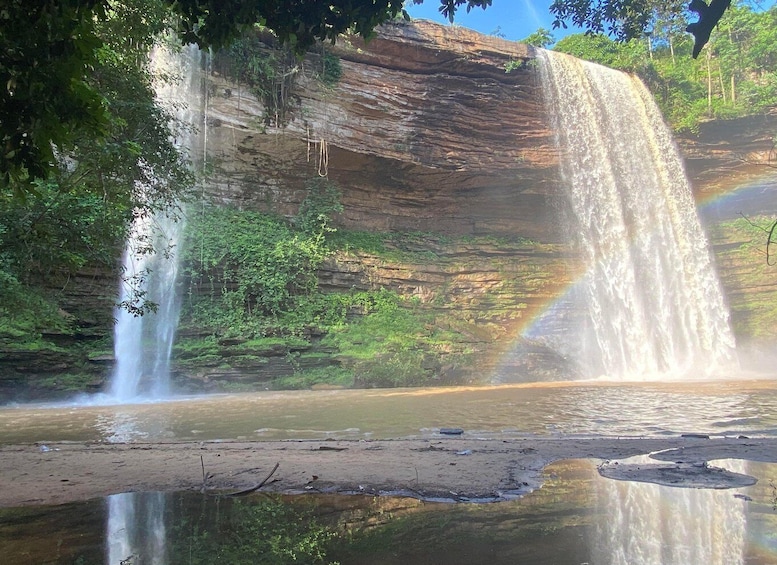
xmin=553 ymin=3 xmax=777 ymax=132
xmin=0 ymin=1 xmax=496 ymax=192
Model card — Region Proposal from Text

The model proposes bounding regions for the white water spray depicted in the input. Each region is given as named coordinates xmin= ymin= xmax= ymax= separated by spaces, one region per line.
xmin=535 ymin=50 xmax=736 ymax=380
xmin=109 ymin=45 xmax=207 ymax=402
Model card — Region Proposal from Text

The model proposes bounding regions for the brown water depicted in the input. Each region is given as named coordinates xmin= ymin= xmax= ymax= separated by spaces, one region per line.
xmin=2 ymin=379 xmax=777 ymax=444
xmin=2 ymin=458 xmax=776 ymax=564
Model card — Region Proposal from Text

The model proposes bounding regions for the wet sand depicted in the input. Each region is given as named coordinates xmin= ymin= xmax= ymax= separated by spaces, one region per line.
xmin=1 ymin=436 xmax=776 ymax=507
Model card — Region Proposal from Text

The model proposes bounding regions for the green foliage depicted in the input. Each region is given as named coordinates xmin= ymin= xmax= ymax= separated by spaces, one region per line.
xmin=170 ymin=495 xmax=338 ymax=565
xmin=182 ymin=205 xmax=331 ymax=333
xmin=549 ymin=0 xmax=684 ymax=42
xmin=177 ymin=208 xmax=552 ymax=390
xmin=318 ymin=51 xmax=343 ymax=87
xmin=505 ymin=59 xmax=535 ymax=73
xmin=1 ymin=0 xmax=193 ymax=324
xmin=327 ymin=230 xmax=388 ymax=254
xmin=0 ymin=278 xmax=72 ymax=343
xmin=296 ymin=178 xmax=344 ymax=237
xmin=553 ymin=5 xmax=777 ymax=132
xmin=0 ymin=180 xmax=126 ymax=283
xmin=521 ymin=27 xmax=556 ymax=48
xmin=219 ymin=31 xmax=300 ymax=126
xmin=0 ymin=0 xmax=108 ymax=190
xmin=274 ymin=366 xmax=354 ymax=389
xmin=321 ymin=289 xmax=465 ymax=388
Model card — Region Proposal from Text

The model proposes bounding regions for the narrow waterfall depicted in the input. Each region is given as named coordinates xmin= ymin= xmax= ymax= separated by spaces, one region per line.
xmin=109 ymin=45 xmax=207 ymax=401
xmin=535 ymin=50 xmax=736 ymax=380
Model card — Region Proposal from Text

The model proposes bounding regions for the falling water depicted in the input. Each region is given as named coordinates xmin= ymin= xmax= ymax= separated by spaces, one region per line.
xmin=109 ymin=45 xmax=207 ymax=402
xmin=535 ymin=50 xmax=737 ymax=380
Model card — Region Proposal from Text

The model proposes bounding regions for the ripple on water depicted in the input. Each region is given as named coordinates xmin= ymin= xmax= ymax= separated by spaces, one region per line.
xmin=0 ymin=380 xmax=776 ymax=444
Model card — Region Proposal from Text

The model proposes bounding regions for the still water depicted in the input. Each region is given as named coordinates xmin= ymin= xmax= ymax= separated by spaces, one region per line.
xmin=1 ymin=458 xmax=776 ymax=564
xmin=2 ymin=380 xmax=777 ymax=444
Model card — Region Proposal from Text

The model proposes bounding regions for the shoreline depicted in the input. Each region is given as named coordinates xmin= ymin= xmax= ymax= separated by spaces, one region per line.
xmin=2 ymin=436 xmax=776 ymax=507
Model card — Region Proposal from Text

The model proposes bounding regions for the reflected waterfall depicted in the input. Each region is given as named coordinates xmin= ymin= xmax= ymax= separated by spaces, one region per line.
xmin=594 ymin=459 xmax=748 ymax=565
xmin=535 ymin=50 xmax=737 ymax=380
xmin=107 ymin=492 xmax=167 ymax=565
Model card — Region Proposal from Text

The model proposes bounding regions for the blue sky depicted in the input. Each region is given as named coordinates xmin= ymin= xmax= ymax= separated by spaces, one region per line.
xmin=404 ymin=0 xmax=580 ymax=43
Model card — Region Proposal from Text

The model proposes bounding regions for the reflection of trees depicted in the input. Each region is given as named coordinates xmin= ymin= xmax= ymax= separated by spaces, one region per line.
xmin=168 ymin=494 xmax=336 ymax=565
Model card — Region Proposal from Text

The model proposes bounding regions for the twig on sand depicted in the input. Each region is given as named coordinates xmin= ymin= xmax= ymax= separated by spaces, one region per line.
xmin=199 ymin=455 xmax=214 ymax=493
xmin=224 ymin=462 xmax=281 ymax=497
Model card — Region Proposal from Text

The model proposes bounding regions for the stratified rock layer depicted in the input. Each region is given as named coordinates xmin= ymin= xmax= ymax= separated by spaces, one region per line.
xmin=205 ymin=20 xmax=560 ymax=241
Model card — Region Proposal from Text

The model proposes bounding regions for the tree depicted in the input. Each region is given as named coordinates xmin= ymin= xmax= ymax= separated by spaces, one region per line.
xmin=522 ymin=27 xmax=556 ymax=48
xmin=0 ymin=1 xmax=493 ymax=193
xmin=552 ymin=4 xmax=777 ymax=133
xmin=0 ymin=0 xmax=192 ymax=324
xmin=549 ymin=0 xmax=689 ymax=41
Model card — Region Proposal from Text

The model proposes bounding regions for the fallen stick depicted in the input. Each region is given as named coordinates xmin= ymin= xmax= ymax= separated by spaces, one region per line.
xmin=224 ymin=462 xmax=281 ymax=497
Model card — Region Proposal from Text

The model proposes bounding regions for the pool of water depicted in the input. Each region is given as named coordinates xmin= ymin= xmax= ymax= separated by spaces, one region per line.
xmin=1 ymin=458 xmax=776 ymax=564
xmin=1 ymin=380 xmax=777 ymax=444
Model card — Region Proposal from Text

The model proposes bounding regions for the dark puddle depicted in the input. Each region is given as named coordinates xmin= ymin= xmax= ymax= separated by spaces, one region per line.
xmin=2 ymin=459 xmax=777 ymax=564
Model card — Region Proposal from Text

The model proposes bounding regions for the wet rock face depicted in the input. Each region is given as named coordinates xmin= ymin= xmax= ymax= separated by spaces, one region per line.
xmin=205 ymin=20 xmax=562 ymax=242
xmin=677 ymin=113 xmax=777 ymax=196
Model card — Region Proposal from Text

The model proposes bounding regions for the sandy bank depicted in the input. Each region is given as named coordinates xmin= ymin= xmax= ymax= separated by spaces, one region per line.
xmin=1 ymin=436 xmax=775 ymax=507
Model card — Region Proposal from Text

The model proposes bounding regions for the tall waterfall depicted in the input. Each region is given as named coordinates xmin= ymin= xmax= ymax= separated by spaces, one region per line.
xmin=109 ymin=45 xmax=207 ymax=402
xmin=535 ymin=50 xmax=737 ymax=380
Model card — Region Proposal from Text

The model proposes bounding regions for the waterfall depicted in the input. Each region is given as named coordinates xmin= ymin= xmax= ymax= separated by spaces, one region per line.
xmin=109 ymin=45 xmax=207 ymax=402
xmin=535 ymin=50 xmax=737 ymax=380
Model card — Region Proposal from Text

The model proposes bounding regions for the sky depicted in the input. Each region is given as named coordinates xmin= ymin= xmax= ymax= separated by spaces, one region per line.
xmin=404 ymin=0 xmax=581 ymax=44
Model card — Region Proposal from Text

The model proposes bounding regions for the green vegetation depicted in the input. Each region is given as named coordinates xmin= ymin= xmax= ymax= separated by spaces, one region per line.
xmin=522 ymin=27 xmax=556 ymax=48
xmin=215 ymin=32 xmax=301 ymax=126
xmin=0 ymin=1 xmax=192 ymax=396
xmin=176 ymin=192 xmax=546 ymax=390
xmin=710 ymin=216 xmax=777 ymax=338
xmin=318 ymin=50 xmax=343 ymax=87
xmin=551 ymin=3 xmax=777 ymax=133
xmin=169 ymin=494 xmax=338 ymax=565
xmin=181 ymin=177 xmax=344 ymax=338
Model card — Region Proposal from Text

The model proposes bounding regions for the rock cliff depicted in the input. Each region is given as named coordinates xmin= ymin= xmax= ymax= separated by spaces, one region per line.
xmin=205 ymin=20 xmax=560 ymax=241
xmin=193 ymin=19 xmax=775 ymax=385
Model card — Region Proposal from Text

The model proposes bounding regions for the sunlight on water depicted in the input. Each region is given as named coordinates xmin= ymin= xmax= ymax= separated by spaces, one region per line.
xmin=2 ymin=381 xmax=777 ymax=444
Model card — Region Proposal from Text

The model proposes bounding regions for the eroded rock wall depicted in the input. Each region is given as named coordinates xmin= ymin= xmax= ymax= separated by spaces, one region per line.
xmin=204 ymin=20 xmax=561 ymax=241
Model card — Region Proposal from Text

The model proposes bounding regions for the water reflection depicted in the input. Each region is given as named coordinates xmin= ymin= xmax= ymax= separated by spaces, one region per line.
xmin=107 ymin=492 xmax=166 ymax=564
xmin=595 ymin=459 xmax=749 ymax=565
xmin=2 ymin=459 xmax=776 ymax=565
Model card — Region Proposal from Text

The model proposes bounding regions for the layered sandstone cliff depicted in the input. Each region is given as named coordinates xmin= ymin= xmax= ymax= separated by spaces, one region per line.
xmin=205 ymin=20 xmax=560 ymax=240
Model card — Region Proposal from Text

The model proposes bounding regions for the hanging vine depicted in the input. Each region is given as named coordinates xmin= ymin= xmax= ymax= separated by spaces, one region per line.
xmin=214 ymin=31 xmax=299 ymax=127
